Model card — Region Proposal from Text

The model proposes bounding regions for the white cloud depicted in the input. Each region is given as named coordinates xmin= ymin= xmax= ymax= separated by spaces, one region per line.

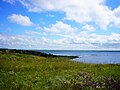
xmin=47 ymin=14 xmax=55 ymax=18
xmin=3 ymin=0 xmax=120 ymax=29
xmin=112 ymin=6 xmax=120 ymax=28
xmin=8 ymin=14 xmax=34 ymax=26
xmin=8 ymin=0 xmax=119 ymax=29
xmin=18 ymin=0 xmax=74 ymax=12
xmin=2 ymin=0 xmax=15 ymax=4
xmin=24 ymin=30 xmax=41 ymax=36
xmin=0 ymin=31 xmax=120 ymax=50
xmin=55 ymin=31 xmax=120 ymax=49
xmin=74 ymin=32 xmax=120 ymax=45
xmin=1 ymin=0 xmax=120 ymax=50
xmin=0 ymin=33 xmax=46 ymax=49
xmin=113 ymin=6 xmax=120 ymax=17
xmin=44 ymin=21 xmax=77 ymax=34
xmin=82 ymin=24 xmax=96 ymax=32
xmin=53 ymin=38 xmax=69 ymax=45
xmin=0 ymin=33 xmax=70 ymax=49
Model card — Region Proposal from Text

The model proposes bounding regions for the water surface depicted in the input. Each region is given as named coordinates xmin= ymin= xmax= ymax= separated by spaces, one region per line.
xmin=39 ymin=50 xmax=120 ymax=64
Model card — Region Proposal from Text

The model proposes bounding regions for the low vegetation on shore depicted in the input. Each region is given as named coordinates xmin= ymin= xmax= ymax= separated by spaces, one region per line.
xmin=0 ymin=48 xmax=78 ymax=59
xmin=0 ymin=49 xmax=120 ymax=90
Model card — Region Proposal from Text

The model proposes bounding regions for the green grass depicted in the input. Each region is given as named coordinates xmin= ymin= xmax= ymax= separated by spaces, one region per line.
xmin=0 ymin=52 xmax=120 ymax=90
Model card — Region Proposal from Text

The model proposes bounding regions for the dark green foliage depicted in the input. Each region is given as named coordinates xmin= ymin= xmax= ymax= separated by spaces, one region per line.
xmin=0 ymin=48 xmax=78 ymax=59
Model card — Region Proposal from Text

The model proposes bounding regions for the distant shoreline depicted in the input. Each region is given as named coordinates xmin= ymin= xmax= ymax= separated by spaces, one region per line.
xmin=39 ymin=50 xmax=120 ymax=52
xmin=0 ymin=48 xmax=79 ymax=59
xmin=1 ymin=48 xmax=120 ymax=52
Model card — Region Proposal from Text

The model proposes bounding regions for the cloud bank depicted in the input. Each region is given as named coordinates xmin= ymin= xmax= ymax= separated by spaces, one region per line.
xmin=0 ymin=31 xmax=120 ymax=50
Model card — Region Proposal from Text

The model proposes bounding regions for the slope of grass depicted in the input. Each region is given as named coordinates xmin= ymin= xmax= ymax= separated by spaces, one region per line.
xmin=0 ymin=52 xmax=120 ymax=90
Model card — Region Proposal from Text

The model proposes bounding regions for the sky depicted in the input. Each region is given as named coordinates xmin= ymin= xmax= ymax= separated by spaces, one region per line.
xmin=0 ymin=0 xmax=120 ymax=50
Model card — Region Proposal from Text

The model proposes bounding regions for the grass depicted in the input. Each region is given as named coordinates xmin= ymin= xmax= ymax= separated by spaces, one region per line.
xmin=0 ymin=51 xmax=120 ymax=90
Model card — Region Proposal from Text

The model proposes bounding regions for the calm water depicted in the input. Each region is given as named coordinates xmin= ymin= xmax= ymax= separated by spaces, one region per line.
xmin=39 ymin=50 xmax=120 ymax=64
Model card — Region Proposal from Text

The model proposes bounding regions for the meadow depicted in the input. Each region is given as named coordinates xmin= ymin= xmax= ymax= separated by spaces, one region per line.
xmin=0 ymin=50 xmax=120 ymax=90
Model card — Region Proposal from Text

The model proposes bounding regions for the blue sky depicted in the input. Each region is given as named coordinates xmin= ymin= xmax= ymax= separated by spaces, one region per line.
xmin=0 ymin=0 xmax=120 ymax=50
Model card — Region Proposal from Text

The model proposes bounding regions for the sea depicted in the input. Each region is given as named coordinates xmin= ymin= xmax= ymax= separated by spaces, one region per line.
xmin=39 ymin=50 xmax=120 ymax=64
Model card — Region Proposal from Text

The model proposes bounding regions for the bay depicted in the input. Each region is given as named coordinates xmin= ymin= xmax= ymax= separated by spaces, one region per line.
xmin=39 ymin=50 xmax=120 ymax=64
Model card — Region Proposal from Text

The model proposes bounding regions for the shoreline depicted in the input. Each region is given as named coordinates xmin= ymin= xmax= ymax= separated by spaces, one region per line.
xmin=0 ymin=49 xmax=120 ymax=89
xmin=1 ymin=48 xmax=120 ymax=64
xmin=0 ymin=48 xmax=79 ymax=59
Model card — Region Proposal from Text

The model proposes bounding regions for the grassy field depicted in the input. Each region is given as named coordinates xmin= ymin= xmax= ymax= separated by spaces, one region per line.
xmin=0 ymin=51 xmax=120 ymax=90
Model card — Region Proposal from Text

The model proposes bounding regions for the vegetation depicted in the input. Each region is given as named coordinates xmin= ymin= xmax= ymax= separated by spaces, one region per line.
xmin=0 ymin=48 xmax=78 ymax=59
xmin=0 ymin=49 xmax=120 ymax=90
